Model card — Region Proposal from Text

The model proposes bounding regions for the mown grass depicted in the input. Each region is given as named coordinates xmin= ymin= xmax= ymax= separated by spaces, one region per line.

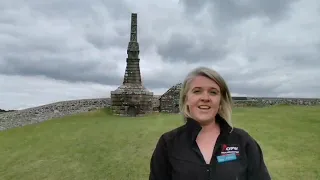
xmin=0 ymin=106 xmax=319 ymax=180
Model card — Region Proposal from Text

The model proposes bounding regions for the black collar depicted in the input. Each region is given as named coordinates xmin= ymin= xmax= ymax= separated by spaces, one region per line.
xmin=185 ymin=114 xmax=232 ymax=143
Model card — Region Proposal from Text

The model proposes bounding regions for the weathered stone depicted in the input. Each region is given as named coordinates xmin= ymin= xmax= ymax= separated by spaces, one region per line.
xmin=159 ymin=83 xmax=182 ymax=113
xmin=152 ymin=95 xmax=161 ymax=112
xmin=159 ymin=83 xmax=320 ymax=113
xmin=241 ymin=97 xmax=320 ymax=107
xmin=110 ymin=13 xmax=154 ymax=117
xmin=0 ymin=98 xmax=111 ymax=131
xmin=1 ymin=93 xmax=319 ymax=132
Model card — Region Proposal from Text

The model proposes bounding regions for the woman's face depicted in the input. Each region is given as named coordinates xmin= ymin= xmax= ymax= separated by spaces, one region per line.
xmin=186 ymin=75 xmax=221 ymax=124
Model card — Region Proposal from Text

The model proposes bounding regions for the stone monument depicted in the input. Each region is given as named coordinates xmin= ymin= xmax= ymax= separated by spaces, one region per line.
xmin=110 ymin=13 xmax=154 ymax=117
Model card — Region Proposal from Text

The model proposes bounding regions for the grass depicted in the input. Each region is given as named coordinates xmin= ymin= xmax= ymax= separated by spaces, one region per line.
xmin=0 ymin=106 xmax=319 ymax=180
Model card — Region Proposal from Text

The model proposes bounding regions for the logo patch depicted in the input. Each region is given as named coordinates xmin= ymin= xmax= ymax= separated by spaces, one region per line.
xmin=220 ymin=144 xmax=240 ymax=156
xmin=217 ymin=153 xmax=237 ymax=163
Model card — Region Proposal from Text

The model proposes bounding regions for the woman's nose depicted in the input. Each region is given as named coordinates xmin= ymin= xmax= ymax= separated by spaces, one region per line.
xmin=200 ymin=92 xmax=210 ymax=101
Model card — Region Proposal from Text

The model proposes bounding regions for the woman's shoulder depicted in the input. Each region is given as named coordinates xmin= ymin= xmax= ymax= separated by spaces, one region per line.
xmin=231 ymin=127 xmax=252 ymax=137
xmin=154 ymin=123 xmax=190 ymax=149
xmin=160 ymin=124 xmax=187 ymax=141
xmin=231 ymin=127 xmax=265 ymax=152
xmin=231 ymin=127 xmax=257 ymax=139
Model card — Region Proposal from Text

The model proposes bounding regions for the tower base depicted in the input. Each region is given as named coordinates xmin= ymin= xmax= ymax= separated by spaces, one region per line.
xmin=110 ymin=83 xmax=154 ymax=117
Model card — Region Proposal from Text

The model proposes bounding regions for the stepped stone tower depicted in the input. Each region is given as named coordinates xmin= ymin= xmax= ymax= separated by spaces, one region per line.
xmin=110 ymin=13 xmax=154 ymax=117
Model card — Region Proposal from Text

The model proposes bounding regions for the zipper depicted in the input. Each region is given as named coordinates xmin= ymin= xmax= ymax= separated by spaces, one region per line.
xmin=209 ymin=133 xmax=226 ymax=179
xmin=192 ymin=143 xmax=207 ymax=164
xmin=191 ymin=133 xmax=225 ymax=179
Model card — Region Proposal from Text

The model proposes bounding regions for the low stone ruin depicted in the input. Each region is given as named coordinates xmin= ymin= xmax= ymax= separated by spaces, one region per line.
xmin=159 ymin=83 xmax=182 ymax=113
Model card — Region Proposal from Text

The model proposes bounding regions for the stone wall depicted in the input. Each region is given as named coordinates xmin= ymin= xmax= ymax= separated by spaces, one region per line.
xmin=1 ymin=95 xmax=320 ymax=132
xmin=159 ymin=83 xmax=320 ymax=113
xmin=159 ymin=97 xmax=320 ymax=113
xmin=235 ymin=97 xmax=320 ymax=107
xmin=0 ymin=109 xmax=15 ymax=114
xmin=0 ymin=98 xmax=111 ymax=131
xmin=152 ymin=95 xmax=161 ymax=112
xmin=159 ymin=83 xmax=182 ymax=113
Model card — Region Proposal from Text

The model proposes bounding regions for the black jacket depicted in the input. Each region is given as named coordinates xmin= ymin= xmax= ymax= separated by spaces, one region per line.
xmin=149 ymin=115 xmax=271 ymax=180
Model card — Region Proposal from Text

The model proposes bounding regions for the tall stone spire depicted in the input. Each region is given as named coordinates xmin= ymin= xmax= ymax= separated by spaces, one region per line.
xmin=110 ymin=13 xmax=154 ymax=117
xmin=123 ymin=13 xmax=142 ymax=85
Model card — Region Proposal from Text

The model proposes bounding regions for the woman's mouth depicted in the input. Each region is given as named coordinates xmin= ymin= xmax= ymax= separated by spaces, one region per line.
xmin=198 ymin=105 xmax=211 ymax=110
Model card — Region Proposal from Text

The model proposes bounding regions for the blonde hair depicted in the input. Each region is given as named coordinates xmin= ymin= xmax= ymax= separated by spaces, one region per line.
xmin=179 ymin=67 xmax=233 ymax=127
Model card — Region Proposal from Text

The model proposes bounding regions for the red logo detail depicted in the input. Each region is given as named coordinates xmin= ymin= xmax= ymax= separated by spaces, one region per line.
xmin=222 ymin=144 xmax=227 ymax=151
xmin=221 ymin=144 xmax=240 ymax=156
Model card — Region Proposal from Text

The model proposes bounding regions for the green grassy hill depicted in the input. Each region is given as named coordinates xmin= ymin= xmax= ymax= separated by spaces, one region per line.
xmin=1 ymin=106 xmax=319 ymax=180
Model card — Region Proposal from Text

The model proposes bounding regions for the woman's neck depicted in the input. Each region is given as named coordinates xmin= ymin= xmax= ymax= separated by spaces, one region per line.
xmin=200 ymin=120 xmax=220 ymax=134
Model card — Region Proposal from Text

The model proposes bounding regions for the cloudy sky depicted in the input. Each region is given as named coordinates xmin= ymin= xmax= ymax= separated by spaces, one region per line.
xmin=1 ymin=0 xmax=319 ymax=110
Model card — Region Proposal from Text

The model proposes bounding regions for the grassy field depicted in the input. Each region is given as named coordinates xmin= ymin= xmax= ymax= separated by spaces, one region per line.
xmin=0 ymin=105 xmax=319 ymax=180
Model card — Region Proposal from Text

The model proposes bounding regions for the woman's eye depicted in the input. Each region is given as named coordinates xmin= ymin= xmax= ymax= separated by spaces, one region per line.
xmin=210 ymin=91 xmax=218 ymax=95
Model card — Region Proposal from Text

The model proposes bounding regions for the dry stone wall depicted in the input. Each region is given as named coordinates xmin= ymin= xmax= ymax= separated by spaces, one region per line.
xmin=1 ymin=95 xmax=320 ymax=132
xmin=0 ymin=98 xmax=111 ymax=131
xmin=152 ymin=95 xmax=161 ymax=112
xmin=159 ymin=97 xmax=320 ymax=113
xmin=234 ymin=97 xmax=320 ymax=107
xmin=159 ymin=83 xmax=182 ymax=113
xmin=159 ymin=84 xmax=320 ymax=113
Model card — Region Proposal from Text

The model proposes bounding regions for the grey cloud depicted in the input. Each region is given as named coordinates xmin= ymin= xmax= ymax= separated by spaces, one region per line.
xmin=0 ymin=25 xmax=123 ymax=85
xmin=245 ymin=38 xmax=320 ymax=71
xmin=143 ymin=78 xmax=176 ymax=90
xmin=179 ymin=0 xmax=210 ymax=14
xmin=212 ymin=0 xmax=296 ymax=22
xmin=85 ymin=28 xmax=153 ymax=52
xmin=1 ymin=0 xmax=320 ymax=111
xmin=179 ymin=0 xmax=210 ymax=13
xmin=228 ymin=81 xmax=281 ymax=97
xmin=284 ymin=53 xmax=320 ymax=69
xmin=156 ymin=33 xmax=229 ymax=63
xmin=143 ymin=73 xmax=184 ymax=89
xmin=85 ymin=31 xmax=127 ymax=50
xmin=0 ymin=74 xmax=118 ymax=110
xmin=27 ymin=0 xmax=154 ymax=51
xmin=21 ymin=0 xmax=129 ymax=20
xmin=0 ymin=0 xmax=155 ymax=86
xmin=1 ymin=53 xmax=122 ymax=85
xmin=181 ymin=0 xmax=298 ymax=27
xmin=218 ymin=67 xmax=285 ymax=96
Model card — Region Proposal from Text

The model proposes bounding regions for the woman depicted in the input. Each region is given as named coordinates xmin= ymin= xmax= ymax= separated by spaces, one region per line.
xmin=149 ymin=67 xmax=271 ymax=180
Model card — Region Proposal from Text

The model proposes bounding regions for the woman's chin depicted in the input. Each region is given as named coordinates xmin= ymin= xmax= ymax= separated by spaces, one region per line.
xmin=194 ymin=116 xmax=215 ymax=125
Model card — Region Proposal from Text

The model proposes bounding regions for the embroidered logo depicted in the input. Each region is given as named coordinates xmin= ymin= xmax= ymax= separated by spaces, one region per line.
xmin=220 ymin=144 xmax=240 ymax=156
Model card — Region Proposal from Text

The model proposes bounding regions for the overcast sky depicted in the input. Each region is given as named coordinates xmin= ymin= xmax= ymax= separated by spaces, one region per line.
xmin=1 ymin=0 xmax=320 ymax=110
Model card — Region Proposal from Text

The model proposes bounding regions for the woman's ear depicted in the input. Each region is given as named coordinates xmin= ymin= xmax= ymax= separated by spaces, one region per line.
xmin=184 ymin=95 xmax=188 ymax=105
